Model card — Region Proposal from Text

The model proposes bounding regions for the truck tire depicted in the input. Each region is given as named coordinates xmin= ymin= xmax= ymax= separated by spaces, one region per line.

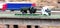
xmin=29 ymin=7 xmax=36 ymax=14
xmin=11 ymin=10 xmax=14 ymax=11
xmin=20 ymin=9 xmax=27 ymax=14
xmin=33 ymin=9 xmax=36 ymax=13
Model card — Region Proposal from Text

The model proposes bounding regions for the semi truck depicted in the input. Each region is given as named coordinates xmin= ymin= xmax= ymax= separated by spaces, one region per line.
xmin=1 ymin=2 xmax=36 ymax=14
xmin=2 ymin=2 xmax=36 ymax=10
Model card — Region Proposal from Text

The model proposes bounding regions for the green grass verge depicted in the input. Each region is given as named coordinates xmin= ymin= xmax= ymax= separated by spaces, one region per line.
xmin=0 ymin=14 xmax=60 ymax=18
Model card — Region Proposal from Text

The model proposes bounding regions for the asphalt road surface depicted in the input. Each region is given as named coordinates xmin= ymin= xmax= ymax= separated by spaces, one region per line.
xmin=0 ymin=10 xmax=59 ymax=19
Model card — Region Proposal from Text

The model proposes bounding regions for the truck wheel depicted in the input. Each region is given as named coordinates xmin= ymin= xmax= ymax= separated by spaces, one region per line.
xmin=48 ymin=13 xmax=51 ymax=16
xmin=33 ymin=9 xmax=36 ymax=13
xmin=29 ymin=8 xmax=36 ymax=14
xmin=11 ymin=10 xmax=14 ymax=11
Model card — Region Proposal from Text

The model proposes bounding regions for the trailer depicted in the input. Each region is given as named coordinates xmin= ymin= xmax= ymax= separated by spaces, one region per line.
xmin=2 ymin=2 xmax=36 ymax=11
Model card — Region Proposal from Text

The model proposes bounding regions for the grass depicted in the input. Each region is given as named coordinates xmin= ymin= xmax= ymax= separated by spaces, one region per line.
xmin=0 ymin=14 xmax=60 ymax=18
xmin=15 ymin=14 xmax=40 ymax=16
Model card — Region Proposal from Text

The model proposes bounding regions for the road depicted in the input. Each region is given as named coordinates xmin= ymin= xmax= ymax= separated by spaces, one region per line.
xmin=0 ymin=10 xmax=59 ymax=19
